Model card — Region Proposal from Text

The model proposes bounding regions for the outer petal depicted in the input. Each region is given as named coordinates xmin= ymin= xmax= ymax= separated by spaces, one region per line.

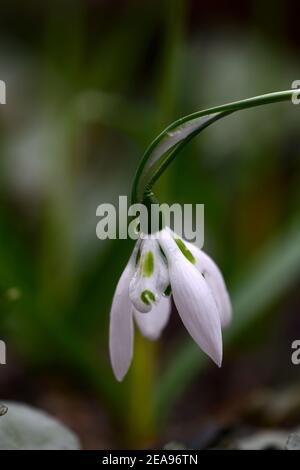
xmin=134 ymin=296 xmax=171 ymax=340
xmin=159 ymin=230 xmax=223 ymax=367
xmin=186 ymin=242 xmax=232 ymax=328
xmin=109 ymin=249 xmax=137 ymax=381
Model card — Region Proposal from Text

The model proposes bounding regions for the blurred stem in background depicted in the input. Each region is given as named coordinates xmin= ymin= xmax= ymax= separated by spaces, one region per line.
xmin=128 ymin=332 xmax=157 ymax=447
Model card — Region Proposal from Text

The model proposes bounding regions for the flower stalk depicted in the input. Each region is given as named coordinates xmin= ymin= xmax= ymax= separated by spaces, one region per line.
xmin=132 ymin=90 xmax=295 ymax=206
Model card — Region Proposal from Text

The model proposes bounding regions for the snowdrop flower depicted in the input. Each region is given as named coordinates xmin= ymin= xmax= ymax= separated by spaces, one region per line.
xmin=109 ymin=227 xmax=231 ymax=381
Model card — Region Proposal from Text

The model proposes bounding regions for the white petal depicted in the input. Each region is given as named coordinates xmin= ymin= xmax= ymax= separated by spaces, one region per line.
xmin=109 ymin=249 xmax=137 ymax=381
xmin=134 ymin=296 xmax=171 ymax=340
xmin=159 ymin=230 xmax=223 ymax=366
xmin=186 ymin=242 xmax=232 ymax=328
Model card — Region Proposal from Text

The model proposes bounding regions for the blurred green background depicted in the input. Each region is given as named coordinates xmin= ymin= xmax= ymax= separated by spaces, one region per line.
xmin=0 ymin=0 xmax=300 ymax=449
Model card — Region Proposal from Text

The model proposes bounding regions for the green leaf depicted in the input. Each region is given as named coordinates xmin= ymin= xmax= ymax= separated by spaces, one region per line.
xmin=0 ymin=402 xmax=80 ymax=450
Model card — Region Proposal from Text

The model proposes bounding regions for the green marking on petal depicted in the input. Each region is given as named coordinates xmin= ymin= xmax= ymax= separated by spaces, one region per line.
xmin=174 ymin=238 xmax=196 ymax=264
xmin=141 ymin=289 xmax=155 ymax=305
xmin=164 ymin=284 xmax=171 ymax=297
xmin=142 ymin=250 xmax=154 ymax=277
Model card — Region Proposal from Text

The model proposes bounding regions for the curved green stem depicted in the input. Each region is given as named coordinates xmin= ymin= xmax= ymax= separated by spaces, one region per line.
xmin=131 ymin=90 xmax=295 ymax=205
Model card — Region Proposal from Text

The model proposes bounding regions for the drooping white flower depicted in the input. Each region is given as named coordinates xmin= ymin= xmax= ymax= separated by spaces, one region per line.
xmin=109 ymin=227 xmax=232 ymax=381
